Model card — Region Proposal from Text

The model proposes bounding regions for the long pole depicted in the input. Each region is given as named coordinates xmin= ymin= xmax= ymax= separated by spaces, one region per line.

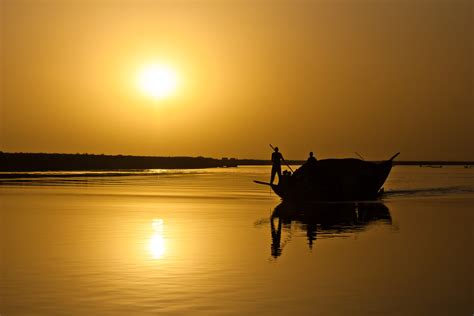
xmin=269 ymin=144 xmax=294 ymax=173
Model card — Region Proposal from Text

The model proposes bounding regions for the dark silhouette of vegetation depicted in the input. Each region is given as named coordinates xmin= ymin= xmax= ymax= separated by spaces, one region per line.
xmin=0 ymin=152 xmax=471 ymax=172
xmin=0 ymin=152 xmax=238 ymax=171
xmin=237 ymin=159 xmax=473 ymax=166
xmin=232 ymin=159 xmax=306 ymax=165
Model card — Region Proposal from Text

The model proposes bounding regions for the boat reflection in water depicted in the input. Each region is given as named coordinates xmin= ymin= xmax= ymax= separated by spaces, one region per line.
xmin=270 ymin=202 xmax=392 ymax=258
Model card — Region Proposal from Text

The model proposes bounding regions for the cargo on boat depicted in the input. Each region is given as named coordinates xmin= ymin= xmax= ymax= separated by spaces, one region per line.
xmin=255 ymin=152 xmax=399 ymax=201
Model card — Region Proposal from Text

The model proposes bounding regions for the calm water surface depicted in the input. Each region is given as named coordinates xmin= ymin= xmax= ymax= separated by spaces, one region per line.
xmin=1 ymin=166 xmax=473 ymax=315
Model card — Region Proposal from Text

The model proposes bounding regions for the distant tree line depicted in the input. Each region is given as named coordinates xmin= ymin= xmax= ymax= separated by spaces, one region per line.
xmin=234 ymin=159 xmax=473 ymax=166
xmin=235 ymin=159 xmax=304 ymax=165
xmin=0 ymin=152 xmax=471 ymax=171
xmin=0 ymin=152 xmax=238 ymax=171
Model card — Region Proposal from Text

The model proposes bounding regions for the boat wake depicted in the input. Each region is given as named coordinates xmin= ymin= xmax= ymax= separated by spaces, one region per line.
xmin=384 ymin=186 xmax=474 ymax=198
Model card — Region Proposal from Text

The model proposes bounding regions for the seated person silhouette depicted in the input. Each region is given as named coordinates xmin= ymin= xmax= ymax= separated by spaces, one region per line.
xmin=294 ymin=151 xmax=318 ymax=178
xmin=307 ymin=152 xmax=317 ymax=164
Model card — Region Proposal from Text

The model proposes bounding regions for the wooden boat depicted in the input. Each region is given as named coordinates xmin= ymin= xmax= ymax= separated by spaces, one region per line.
xmin=255 ymin=152 xmax=399 ymax=201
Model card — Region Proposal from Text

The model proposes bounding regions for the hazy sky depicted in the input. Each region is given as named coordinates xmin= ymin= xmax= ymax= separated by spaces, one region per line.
xmin=1 ymin=0 xmax=472 ymax=160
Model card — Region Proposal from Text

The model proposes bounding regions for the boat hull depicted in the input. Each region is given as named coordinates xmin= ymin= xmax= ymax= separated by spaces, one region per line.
xmin=271 ymin=158 xmax=394 ymax=201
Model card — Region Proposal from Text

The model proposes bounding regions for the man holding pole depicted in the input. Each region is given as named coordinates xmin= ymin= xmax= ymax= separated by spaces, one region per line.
xmin=270 ymin=146 xmax=284 ymax=184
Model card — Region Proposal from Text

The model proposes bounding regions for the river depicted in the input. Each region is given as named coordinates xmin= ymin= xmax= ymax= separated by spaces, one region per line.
xmin=1 ymin=166 xmax=472 ymax=315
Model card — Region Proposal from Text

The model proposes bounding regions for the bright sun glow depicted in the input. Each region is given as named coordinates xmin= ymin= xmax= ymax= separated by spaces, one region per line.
xmin=137 ymin=64 xmax=179 ymax=99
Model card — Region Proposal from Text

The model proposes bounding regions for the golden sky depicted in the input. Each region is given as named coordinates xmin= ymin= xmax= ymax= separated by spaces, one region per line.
xmin=1 ymin=0 xmax=472 ymax=160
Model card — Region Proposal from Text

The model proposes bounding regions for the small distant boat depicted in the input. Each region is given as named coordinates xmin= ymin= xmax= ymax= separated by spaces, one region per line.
xmin=255 ymin=152 xmax=399 ymax=201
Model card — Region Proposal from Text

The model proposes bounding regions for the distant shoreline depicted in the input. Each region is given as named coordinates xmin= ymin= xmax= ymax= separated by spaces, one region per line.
xmin=0 ymin=152 xmax=239 ymax=171
xmin=0 ymin=152 xmax=472 ymax=172
xmin=235 ymin=159 xmax=474 ymax=166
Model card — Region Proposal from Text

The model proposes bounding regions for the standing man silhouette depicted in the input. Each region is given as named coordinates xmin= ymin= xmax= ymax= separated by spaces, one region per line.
xmin=270 ymin=147 xmax=284 ymax=184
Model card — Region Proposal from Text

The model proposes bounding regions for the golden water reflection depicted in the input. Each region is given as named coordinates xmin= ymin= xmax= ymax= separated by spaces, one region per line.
xmin=149 ymin=218 xmax=166 ymax=259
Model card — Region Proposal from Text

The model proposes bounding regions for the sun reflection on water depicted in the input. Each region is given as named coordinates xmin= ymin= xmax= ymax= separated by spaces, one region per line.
xmin=149 ymin=218 xmax=166 ymax=259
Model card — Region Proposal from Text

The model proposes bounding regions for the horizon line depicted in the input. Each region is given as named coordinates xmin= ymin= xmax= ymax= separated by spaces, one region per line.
xmin=1 ymin=151 xmax=473 ymax=164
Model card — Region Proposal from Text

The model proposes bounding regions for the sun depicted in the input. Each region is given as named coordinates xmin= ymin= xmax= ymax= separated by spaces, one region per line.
xmin=137 ymin=64 xmax=179 ymax=99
